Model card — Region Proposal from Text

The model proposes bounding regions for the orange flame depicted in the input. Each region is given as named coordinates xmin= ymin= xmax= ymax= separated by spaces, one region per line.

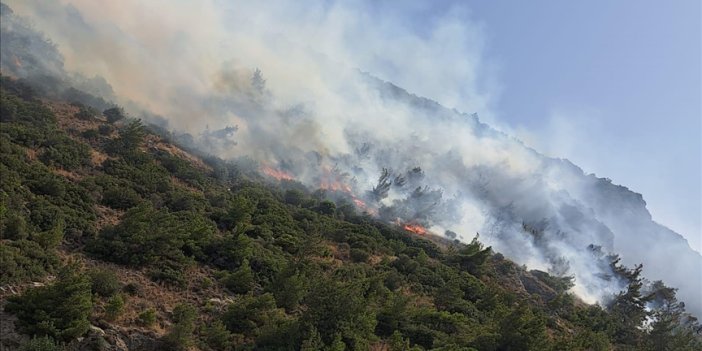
xmin=402 ymin=223 xmax=428 ymax=235
xmin=352 ymin=197 xmax=366 ymax=208
xmin=13 ymin=56 xmax=22 ymax=68
xmin=320 ymin=181 xmax=352 ymax=193
xmin=261 ymin=165 xmax=295 ymax=181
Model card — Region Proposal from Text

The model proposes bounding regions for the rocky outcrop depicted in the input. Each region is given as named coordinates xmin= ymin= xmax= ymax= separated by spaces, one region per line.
xmin=67 ymin=326 xmax=162 ymax=351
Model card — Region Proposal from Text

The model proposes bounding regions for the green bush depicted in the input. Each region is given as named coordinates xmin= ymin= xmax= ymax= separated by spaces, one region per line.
xmin=18 ymin=336 xmax=63 ymax=351
xmin=101 ymin=187 xmax=141 ymax=210
xmin=148 ymin=264 xmax=187 ymax=288
xmin=123 ymin=282 xmax=142 ymax=296
xmin=2 ymin=211 xmax=28 ymax=240
xmin=74 ymin=106 xmax=96 ymax=121
xmin=201 ymin=320 xmax=233 ymax=351
xmin=80 ymin=128 xmax=100 ymax=141
xmin=350 ymin=248 xmax=370 ymax=263
xmin=98 ymin=125 xmax=112 ymax=135
xmin=5 ymin=266 xmax=92 ymax=342
xmin=221 ymin=259 xmax=255 ymax=294
xmin=0 ymin=240 xmax=59 ymax=284
xmin=162 ymin=303 xmax=197 ymax=350
xmin=88 ymin=268 xmax=121 ymax=297
xmin=88 ymin=203 xmax=216 ymax=267
xmin=105 ymin=294 xmax=125 ymax=320
xmin=39 ymin=136 xmax=91 ymax=169
xmin=103 ymin=107 xmax=125 ymax=123
xmin=138 ymin=309 xmax=157 ymax=327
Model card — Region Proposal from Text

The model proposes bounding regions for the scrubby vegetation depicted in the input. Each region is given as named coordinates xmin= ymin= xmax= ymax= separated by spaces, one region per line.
xmin=1 ymin=75 xmax=700 ymax=350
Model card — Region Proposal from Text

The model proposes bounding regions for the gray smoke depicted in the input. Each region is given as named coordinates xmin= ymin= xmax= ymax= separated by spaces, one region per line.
xmin=2 ymin=0 xmax=700 ymax=316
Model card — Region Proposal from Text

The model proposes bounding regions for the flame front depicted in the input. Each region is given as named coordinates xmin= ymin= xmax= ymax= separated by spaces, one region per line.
xmin=402 ymin=223 xmax=428 ymax=235
xmin=261 ymin=165 xmax=295 ymax=181
xmin=320 ymin=181 xmax=352 ymax=193
xmin=352 ymin=197 xmax=366 ymax=208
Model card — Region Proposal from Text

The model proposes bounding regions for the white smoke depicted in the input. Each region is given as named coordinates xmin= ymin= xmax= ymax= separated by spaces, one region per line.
xmin=4 ymin=0 xmax=700 ymax=316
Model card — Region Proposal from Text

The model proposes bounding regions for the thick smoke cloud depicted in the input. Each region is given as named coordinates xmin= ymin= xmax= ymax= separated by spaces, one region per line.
xmin=3 ymin=0 xmax=700 ymax=316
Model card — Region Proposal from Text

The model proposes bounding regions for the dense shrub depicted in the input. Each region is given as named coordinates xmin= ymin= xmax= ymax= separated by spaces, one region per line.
xmin=5 ymin=266 xmax=92 ymax=342
xmin=88 ymin=268 xmax=121 ymax=297
xmin=18 ymin=336 xmax=62 ymax=351
xmin=88 ymin=203 xmax=216 ymax=267
xmin=162 ymin=303 xmax=198 ymax=350
xmin=103 ymin=107 xmax=125 ymax=123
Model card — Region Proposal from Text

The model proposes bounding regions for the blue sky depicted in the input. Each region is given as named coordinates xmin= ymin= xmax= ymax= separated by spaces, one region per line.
xmin=404 ymin=0 xmax=701 ymax=252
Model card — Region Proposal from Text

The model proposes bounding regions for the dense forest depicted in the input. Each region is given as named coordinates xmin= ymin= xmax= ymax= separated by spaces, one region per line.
xmin=0 ymin=75 xmax=700 ymax=351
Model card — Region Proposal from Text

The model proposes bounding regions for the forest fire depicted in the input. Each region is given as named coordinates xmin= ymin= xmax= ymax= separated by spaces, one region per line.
xmin=352 ymin=196 xmax=366 ymax=208
xmin=260 ymin=165 xmax=295 ymax=181
xmin=319 ymin=167 xmax=353 ymax=193
xmin=320 ymin=181 xmax=352 ymax=193
xmin=402 ymin=222 xmax=428 ymax=235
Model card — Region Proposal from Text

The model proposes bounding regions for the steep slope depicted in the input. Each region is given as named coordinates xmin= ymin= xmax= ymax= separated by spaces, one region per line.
xmin=2 ymin=3 xmax=699 ymax=315
xmin=1 ymin=73 xmax=700 ymax=351
xmin=0 ymin=3 xmax=700 ymax=349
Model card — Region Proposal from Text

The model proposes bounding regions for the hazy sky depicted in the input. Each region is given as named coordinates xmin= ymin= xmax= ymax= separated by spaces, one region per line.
xmin=378 ymin=0 xmax=701 ymax=252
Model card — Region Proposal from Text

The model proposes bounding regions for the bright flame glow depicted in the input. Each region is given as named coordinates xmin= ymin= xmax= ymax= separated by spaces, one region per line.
xmin=261 ymin=165 xmax=295 ymax=181
xmin=403 ymin=222 xmax=428 ymax=235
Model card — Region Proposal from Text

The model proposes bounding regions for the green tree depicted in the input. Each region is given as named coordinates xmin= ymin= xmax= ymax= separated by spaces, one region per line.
xmin=88 ymin=268 xmax=121 ymax=297
xmin=88 ymin=203 xmax=216 ymax=267
xmin=222 ymin=293 xmax=280 ymax=334
xmin=301 ymin=327 xmax=325 ymax=351
xmin=138 ymin=309 xmax=157 ymax=327
xmin=315 ymin=200 xmax=336 ymax=216
xmin=270 ymin=266 xmax=307 ymax=312
xmin=162 ymin=303 xmax=198 ymax=350
xmin=222 ymin=259 xmax=254 ymax=294
xmin=497 ymin=304 xmax=548 ymax=350
xmin=202 ymin=320 xmax=233 ymax=351
xmin=389 ymin=330 xmax=410 ymax=351
xmin=301 ymin=278 xmax=377 ymax=348
xmin=284 ymin=189 xmax=306 ymax=207
xmin=448 ymin=235 xmax=491 ymax=275
xmin=5 ymin=265 xmax=92 ymax=342
xmin=104 ymin=294 xmax=125 ymax=321
xmin=607 ymin=260 xmax=650 ymax=346
xmin=2 ymin=211 xmax=28 ymax=240
xmin=34 ymin=218 xmax=64 ymax=249
xmin=645 ymin=281 xmax=702 ymax=351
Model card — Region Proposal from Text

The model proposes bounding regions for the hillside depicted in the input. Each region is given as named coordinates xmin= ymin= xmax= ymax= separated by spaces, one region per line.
xmin=1 ymin=2 xmax=702 ymax=350
xmin=1 ymin=76 xmax=701 ymax=351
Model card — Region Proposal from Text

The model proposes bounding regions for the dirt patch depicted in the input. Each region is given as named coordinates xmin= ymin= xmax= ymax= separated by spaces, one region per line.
xmin=91 ymin=149 xmax=109 ymax=167
xmin=52 ymin=167 xmax=83 ymax=181
xmin=171 ymin=176 xmax=203 ymax=193
xmin=144 ymin=135 xmax=212 ymax=172
xmin=61 ymin=252 xmax=232 ymax=341
xmin=48 ymin=101 xmax=105 ymax=134
xmin=0 ymin=302 xmax=27 ymax=351
xmin=25 ymin=148 xmax=37 ymax=161
xmin=95 ymin=205 xmax=124 ymax=229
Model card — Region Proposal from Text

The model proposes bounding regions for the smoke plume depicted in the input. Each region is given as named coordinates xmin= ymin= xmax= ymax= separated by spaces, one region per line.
xmin=2 ymin=0 xmax=700 ymax=316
